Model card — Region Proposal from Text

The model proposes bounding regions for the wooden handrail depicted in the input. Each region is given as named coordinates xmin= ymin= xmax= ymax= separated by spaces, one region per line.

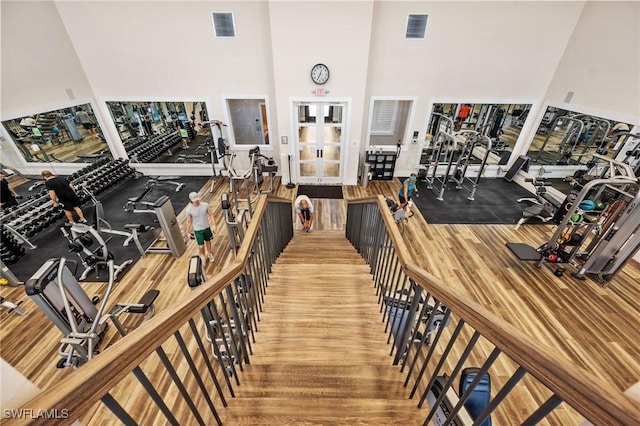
xmin=350 ymin=197 xmax=640 ymax=425
xmin=9 ymin=196 xmax=273 ymax=426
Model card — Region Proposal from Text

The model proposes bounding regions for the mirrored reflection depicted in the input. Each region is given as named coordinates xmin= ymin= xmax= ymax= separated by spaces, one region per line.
xmin=423 ymin=102 xmax=531 ymax=166
xmin=1 ymin=103 xmax=112 ymax=163
xmin=226 ymin=98 xmax=269 ymax=145
xmin=527 ymin=106 xmax=634 ymax=167
xmin=106 ymin=101 xmax=213 ymax=164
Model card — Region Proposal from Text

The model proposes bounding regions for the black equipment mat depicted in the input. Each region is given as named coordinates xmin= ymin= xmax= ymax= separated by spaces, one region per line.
xmin=297 ymin=185 xmax=343 ymax=199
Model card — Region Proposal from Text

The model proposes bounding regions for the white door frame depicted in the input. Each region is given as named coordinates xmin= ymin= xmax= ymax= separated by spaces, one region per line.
xmin=290 ymin=98 xmax=350 ymax=185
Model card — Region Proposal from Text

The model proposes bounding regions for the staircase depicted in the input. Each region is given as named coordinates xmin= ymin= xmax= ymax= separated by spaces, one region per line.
xmin=218 ymin=230 xmax=425 ymax=425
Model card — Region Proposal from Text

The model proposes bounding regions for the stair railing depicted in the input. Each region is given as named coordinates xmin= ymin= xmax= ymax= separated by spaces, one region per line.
xmin=346 ymin=195 xmax=640 ymax=426
xmin=6 ymin=195 xmax=293 ymax=426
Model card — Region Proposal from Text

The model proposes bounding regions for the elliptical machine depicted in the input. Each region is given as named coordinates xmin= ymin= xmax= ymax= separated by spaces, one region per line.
xmin=26 ymin=258 xmax=159 ymax=368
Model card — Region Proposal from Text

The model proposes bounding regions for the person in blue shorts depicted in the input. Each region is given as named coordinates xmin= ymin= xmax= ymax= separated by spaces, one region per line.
xmin=185 ymin=192 xmax=217 ymax=263
xmin=398 ymin=173 xmax=419 ymax=211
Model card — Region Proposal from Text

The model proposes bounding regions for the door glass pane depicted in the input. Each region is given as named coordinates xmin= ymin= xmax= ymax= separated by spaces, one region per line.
xmin=298 ymin=126 xmax=316 ymax=143
xmin=297 ymin=105 xmax=317 ymax=124
xmin=324 ymin=162 xmax=340 ymax=177
xmin=324 ymin=105 xmax=344 ymax=124
xmin=323 ymin=146 xmax=340 ymax=161
xmin=299 ymin=145 xmax=317 ymax=161
xmin=300 ymin=162 xmax=316 ymax=177
xmin=323 ymin=126 xmax=342 ymax=143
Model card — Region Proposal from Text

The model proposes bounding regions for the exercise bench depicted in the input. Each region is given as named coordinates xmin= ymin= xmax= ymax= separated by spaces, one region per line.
xmin=176 ymin=154 xmax=206 ymax=164
xmin=102 ymin=289 xmax=160 ymax=336
xmin=146 ymin=176 xmax=185 ymax=192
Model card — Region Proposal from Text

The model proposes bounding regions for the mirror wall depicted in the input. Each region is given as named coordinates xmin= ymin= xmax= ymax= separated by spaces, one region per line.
xmin=106 ymin=101 xmax=212 ymax=164
xmin=527 ymin=106 xmax=635 ymax=167
xmin=1 ymin=103 xmax=112 ymax=164
xmin=423 ymin=102 xmax=531 ymax=165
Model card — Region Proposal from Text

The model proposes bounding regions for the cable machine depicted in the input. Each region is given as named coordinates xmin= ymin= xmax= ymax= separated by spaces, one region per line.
xmin=536 ymin=154 xmax=640 ymax=285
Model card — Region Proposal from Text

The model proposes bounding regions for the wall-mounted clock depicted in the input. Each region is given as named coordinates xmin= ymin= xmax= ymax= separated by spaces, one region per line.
xmin=311 ymin=63 xmax=330 ymax=85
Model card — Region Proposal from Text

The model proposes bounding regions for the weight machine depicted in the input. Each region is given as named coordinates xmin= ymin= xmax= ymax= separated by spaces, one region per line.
xmin=514 ymin=177 xmax=563 ymax=230
xmin=534 ymin=116 xmax=584 ymax=164
xmin=25 ymin=258 xmax=159 ymax=368
xmin=123 ymin=175 xmax=184 ymax=212
xmin=221 ymin=193 xmax=249 ymax=255
xmin=249 ymin=146 xmax=278 ymax=194
xmin=82 ymin=189 xmax=149 ymax=258
xmin=131 ymin=195 xmax=186 ymax=258
xmin=571 ymin=114 xmax=611 ymax=163
xmin=535 ymin=154 xmax=640 ymax=285
xmin=423 ymin=130 xmax=492 ymax=201
xmin=60 ymin=222 xmax=133 ymax=281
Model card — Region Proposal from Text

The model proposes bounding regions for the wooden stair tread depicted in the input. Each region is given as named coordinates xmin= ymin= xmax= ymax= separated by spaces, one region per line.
xmin=218 ymin=397 xmax=424 ymax=425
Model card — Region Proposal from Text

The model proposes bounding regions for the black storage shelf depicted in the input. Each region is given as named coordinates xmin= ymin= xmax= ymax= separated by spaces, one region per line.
xmin=367 ymin=152 xmax=397 ymax=181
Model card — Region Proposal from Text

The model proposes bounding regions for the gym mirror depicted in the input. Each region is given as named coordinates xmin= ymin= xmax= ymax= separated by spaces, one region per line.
xmin=105 ymin=101 xmax=214 ymax=164
xmin=1 ymin=103 xmax=113 ymax=164
xmin=423 ymin=102 xmax=531 ymax=166
xmin=526 ymin=106 xmax=634 ymax=168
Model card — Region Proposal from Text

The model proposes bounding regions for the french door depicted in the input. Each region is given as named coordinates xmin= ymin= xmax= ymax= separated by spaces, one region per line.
xmin=294 ymin=101 xmax=346 ymax=184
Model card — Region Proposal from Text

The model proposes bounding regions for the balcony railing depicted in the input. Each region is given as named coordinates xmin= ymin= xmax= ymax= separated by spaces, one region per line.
xmin=346 ymin=195 xmax=640 ymax=425
xmin=7 ymin=195 xmax=293 ymax=426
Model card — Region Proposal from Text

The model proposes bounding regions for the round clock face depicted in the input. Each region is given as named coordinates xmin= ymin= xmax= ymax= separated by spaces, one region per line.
xmin=311 ymin=63 xmax=330 ymax=85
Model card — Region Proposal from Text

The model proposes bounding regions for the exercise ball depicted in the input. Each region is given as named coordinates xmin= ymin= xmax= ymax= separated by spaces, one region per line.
xmin=579 ymin=199 xmax=596 ymax=211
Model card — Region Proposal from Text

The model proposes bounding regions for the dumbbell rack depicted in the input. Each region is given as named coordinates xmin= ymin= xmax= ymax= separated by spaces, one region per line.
xmin=0 ymin=159 xmax=138 ymax=266
xmin=125 ymin=130 xmax=181 ymax=163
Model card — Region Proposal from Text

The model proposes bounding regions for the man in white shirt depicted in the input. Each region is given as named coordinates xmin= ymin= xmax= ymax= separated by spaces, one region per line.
xmin=185 ymin=192 xmax=218 ymax=263
xmin=294 ymin=195 xmax=314 ymax=232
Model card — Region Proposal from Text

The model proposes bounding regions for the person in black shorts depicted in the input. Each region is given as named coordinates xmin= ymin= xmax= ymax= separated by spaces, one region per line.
xmin=42 ymin=170 xmax=87 ymax=224
xmin=0 ymin=171 xmax=20 ymax=209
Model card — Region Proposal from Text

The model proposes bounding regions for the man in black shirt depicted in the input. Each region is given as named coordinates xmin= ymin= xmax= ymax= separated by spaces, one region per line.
xmin=0 ymin=171 xmax=19 ymax=209
xmin=41 ymin=170 xmax=87 ymax=224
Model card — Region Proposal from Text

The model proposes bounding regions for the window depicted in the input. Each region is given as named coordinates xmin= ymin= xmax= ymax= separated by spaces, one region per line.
xmin=368 ymin=99 xmax=414 ymax=148
xmin=371 ymin=100 xmax=399 ymax=135
xmin=212 ymin=12 xmax=235 ymax=38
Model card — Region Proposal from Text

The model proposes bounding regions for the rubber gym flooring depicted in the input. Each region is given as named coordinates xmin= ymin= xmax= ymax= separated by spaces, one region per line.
xmin=411 ymin=178 xmax=552 ymax=225
xmin=6 ymin=175 xmax=209 ymax=282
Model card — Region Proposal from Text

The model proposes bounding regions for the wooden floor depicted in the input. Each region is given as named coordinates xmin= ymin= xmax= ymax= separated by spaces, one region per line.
xmin=1 ymin=176 xmax=639 ymax=424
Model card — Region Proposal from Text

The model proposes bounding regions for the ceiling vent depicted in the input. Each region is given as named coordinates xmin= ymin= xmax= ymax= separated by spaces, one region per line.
xmin=212 ymin=12 xmax=235 ymax=38
xmin=406 ymin=14 xmax=428 ymax=39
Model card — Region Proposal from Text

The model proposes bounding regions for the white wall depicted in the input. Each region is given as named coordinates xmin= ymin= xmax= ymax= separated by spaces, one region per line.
xmin=0 ymin=0 xmax=94 ymax=175
xmin=545 ymin=1 xmax=640 ymax=119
